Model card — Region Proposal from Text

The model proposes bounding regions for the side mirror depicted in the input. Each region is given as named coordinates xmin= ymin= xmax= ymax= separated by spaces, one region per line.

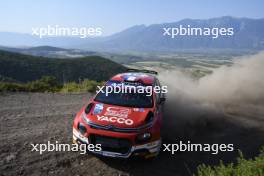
xmin=159 ymin=97 xmax=166 ymax=103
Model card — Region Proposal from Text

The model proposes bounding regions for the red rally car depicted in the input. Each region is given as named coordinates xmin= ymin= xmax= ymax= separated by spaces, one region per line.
xmin=73 ymin=70 xmax=166 ymax=158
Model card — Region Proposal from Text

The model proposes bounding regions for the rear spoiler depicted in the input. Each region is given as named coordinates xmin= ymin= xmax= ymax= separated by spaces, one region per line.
xmin=126 ymin=68 xmax=158 ymax=75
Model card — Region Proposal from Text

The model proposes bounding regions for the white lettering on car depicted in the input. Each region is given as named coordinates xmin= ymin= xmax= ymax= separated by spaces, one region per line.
xmin=97 ymin=115 xmax=133 ymax=125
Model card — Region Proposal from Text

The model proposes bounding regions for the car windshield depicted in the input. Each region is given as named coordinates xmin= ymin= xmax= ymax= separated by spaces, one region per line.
xmin=94 ymin=81 xmax=153 ymax=108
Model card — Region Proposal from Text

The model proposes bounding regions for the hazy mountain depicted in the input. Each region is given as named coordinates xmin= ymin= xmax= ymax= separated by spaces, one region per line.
xmin=80 ymin=16 xmax=264 ymax=52
xmin=0 ymin=32 xmax=89 ymax=48
xmin=0 ymin=46 xmax=97 ymax=58
xmin=1 ymin=16 xmax=264 ymax=52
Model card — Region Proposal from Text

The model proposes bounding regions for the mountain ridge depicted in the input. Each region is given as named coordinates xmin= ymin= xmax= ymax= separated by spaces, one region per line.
xmin=0 ymin=16 xmax=264 ymax=52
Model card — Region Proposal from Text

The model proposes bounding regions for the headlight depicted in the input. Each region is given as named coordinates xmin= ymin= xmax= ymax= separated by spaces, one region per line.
xmin=82 ymin=112 xmax=90 ymax=124
xmin=136 ymin=132 xmax=151 ymax=143
xmin=77 ymin=122 xmax=87 ymax=135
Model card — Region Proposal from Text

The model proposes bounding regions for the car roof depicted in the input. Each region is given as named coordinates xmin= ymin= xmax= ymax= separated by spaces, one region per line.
xmin=110 ymin=72 xmax=156 ymax=85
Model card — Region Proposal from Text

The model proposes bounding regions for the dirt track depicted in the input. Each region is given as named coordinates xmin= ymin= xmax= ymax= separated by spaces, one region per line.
xmin=0 ymin=93 xmax=264 ymax=176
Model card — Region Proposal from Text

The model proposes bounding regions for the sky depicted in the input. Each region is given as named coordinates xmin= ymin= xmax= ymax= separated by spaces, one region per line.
xmin=0 ymin=0 xmax=264 ymax=36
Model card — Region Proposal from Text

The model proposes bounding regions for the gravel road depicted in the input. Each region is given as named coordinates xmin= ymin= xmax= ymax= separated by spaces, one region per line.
xmin=0 ymin=93 xmax=263 ymax=176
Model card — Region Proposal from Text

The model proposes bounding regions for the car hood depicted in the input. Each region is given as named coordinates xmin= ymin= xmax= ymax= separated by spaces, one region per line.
xmin=86 ymin=102 xmax=151 ymax=128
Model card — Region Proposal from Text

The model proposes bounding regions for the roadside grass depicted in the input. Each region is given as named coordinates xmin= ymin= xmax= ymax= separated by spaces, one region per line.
xmin=60 ymin=79 xmax=103 ymax=93
xmin=0 ymin=76 xmax=103 ymax=93
xmin=197 ymin=147 xmax=264 ymax=176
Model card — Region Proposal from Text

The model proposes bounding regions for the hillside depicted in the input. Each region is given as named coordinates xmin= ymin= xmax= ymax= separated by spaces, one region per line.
xmin=0 ymin=50 xmax=126 ymax=83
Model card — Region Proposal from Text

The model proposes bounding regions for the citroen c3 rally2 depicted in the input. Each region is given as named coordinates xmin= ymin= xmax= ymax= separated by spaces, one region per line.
xmin=73 ymin=70 xmax=166 ymax=158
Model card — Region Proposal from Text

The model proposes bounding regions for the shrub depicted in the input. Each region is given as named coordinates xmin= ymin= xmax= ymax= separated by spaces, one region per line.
xmin=60 ymin=79 xmax=103 ymax=93
xmin=0 ymin=76 xmax=102 ymax=93
xmin=0 ymin=82 xmax=26 ymax=92
xmin=60 ymin=82 xmax=80 ymax=93
xmin=0 ymin=76 xmax=60 ymax=92
xmin=26 ymin=76 xmax=60 ymax=92
xmin=197 ymin=147 xmax=264 ymax=176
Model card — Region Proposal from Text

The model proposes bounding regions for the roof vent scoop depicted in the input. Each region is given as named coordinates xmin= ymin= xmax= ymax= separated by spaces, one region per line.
xmin=126 ymin=68 xmax=158 ymax=75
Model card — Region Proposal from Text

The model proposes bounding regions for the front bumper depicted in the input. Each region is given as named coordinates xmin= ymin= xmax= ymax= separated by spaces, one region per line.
xmin=73 ymin=128 xmax=161 ymax=158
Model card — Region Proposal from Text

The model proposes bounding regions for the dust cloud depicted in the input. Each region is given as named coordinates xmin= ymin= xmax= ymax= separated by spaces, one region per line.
xmin=159 ymin=52 xmax=264 ymax=138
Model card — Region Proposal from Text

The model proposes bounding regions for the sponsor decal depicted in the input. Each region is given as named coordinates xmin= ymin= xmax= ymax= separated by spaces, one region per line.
xmin=104 ymin=107 xmax=131 ymax=118
xmin=97 ymin=115 xmax=134 ymax=125
xmin=124 ymin=75 xmax=137 ymax=81
xmin=105 ymin=80 xmax=144 ymax=87
xmin=133 ymin=108 xmax=145 ymax=112
xmin=93 ymin=103 xmax=104 ymax=115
